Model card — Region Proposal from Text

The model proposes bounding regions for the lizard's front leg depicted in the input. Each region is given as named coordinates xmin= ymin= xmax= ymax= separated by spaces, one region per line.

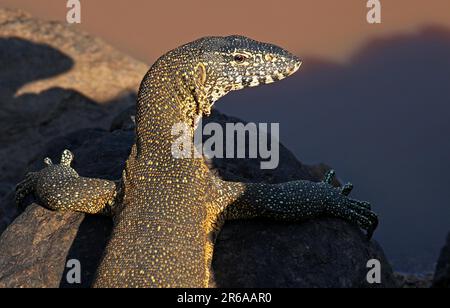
xmin=215 ymin=170 xmax=378 ymax=239
xmin=15 ymin=150 xmax=119 ymax=216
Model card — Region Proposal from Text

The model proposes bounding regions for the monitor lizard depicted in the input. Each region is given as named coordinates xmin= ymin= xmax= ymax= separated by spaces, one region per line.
xmin=15 ymin=36 xmax=378 ymax=288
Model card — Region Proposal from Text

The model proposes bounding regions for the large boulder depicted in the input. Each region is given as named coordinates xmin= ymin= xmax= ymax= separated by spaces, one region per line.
xmin=0 ymin=8 xmax=148 ymax=102
xmin=0 ymin=8 xmax=147 ymax=231
xmin=394 ymin=272 xmax=433 ymax=289
xmin=0 ymin=116 xmax=396 ymax=288
xmin=214 ymin=219 xmax=394 ymax=288
xmin=0 ymin=9 xmax=397 ymax=288
xmin=433 ymin=233 xmax=450 ymax=288
xmin=0 ymin=205 xmax=85 ymax=288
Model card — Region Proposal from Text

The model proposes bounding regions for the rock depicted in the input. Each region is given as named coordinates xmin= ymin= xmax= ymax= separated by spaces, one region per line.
xmin=0 ymin=8 xmax=146 ymax=231
xmin=214 ymin=219 xmax=396 ymax=288
xmin=394 ymin=272 xmax=434 ymax=288
xmin=0 ymin=8 xmax=148 ymax=102
xmin=0 ymin=9 xmax=396 ymax=288
xmin=0 ymin=122 xmax=396 ymax=288
xmin=0 ymin=203 xmax=112 ymax=288
xmin=0 ymin=204 xmax=84 ymax=288
xmin=433 ymin=233 xmax=450 ymax=288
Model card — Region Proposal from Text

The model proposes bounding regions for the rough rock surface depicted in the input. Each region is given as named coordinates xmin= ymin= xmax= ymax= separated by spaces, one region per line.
xmin=394 ymin=272 xmax=433 ymax=288
xmin=0 ymin=205 xmax=85 ymax=288
xmin=0 ymin=8 xmax=148 ymax=102
xmin=433 ymin=233 xmax=450 ymax=288
xmin=214 ymin=219 xmax=394 ymax=288
xmin=0 ymin=8 xmax=147 ymax=231
xmin=0 ymin=9 xmax=397 ymax=288
xmin=0 ymin=116 xmax=396 ymax=288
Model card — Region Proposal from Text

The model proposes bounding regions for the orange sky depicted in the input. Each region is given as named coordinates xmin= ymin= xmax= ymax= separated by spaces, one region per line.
xmin=0 ymin=0 xmax=449 ymax=64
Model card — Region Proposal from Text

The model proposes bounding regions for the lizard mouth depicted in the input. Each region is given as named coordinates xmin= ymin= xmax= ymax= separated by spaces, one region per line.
xmin=229 ymin=56 xmax=302 ymax=90
xmin=261 ymin=59 xmax=302 ymax=85
xmin=283 ymin=54 xmax=303 ymax=77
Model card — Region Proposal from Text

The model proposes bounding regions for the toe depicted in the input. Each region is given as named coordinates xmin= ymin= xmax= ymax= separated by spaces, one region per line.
xmin=60 ymin=149 xmax=74 ymax=166
xmin=323 ymin=170 xmax=336 ymax=185
xmin=341 ymin=183 xmax=354 ymax=196
xmin=349 ymin=198 xmax=371 ymax=210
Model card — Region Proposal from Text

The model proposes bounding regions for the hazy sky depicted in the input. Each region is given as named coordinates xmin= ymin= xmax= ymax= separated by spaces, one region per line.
xmin=1 ymin=0 xmax=449 ymax=64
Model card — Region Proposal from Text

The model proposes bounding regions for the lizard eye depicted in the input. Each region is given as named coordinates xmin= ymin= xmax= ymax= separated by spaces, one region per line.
xmin=233 ymin=54 xmax=246 ymax=63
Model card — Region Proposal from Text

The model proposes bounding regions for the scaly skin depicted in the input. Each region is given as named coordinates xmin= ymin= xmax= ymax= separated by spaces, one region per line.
xmin=15 ymin=36 xmax=378 ymax=288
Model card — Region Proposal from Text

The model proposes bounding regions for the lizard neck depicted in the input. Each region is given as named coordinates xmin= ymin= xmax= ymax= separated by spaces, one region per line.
xmin=134 ymin=59 xmax=208 ymax=162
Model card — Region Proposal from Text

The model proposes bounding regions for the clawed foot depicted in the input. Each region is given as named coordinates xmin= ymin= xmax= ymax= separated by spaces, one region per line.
xmin=15 ymin=150 xmax=76 ymax=207
xmin=322 ymin=170 xmax=378 ymax=239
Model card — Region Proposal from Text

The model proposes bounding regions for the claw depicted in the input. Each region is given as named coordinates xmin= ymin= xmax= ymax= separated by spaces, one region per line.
xmin=15 ymin=181 xmax=26 ymax=192
xmin=343 ymin=198 xmax=378 ymax=240
xmin=15 ymin=173 xmax=36 ymax=190
xmin=360 ymin=201 xmax=371 ymax=210
xmin=15 ymin=172 xmax=39 ymax=206
xmin=323 ymin=170 xmax=336 ymax=185
xmin=364 ymin=210 xmax=378 ymax=240
xmin=341 ymin=183 xmax=353 ymax=196
xmin=15 ymin=180 xmax=32 ymax=206
xmin=60 ymin=149 xmax=74 ymax=166
xmin=366 ymin=216 xmax=378 ymax=240
xmin=15 ymin=192 xmax=27 ymax=206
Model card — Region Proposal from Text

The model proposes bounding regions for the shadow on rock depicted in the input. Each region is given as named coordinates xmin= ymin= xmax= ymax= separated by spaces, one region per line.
xmin=0 ymin=37 xmax=136 ymax=232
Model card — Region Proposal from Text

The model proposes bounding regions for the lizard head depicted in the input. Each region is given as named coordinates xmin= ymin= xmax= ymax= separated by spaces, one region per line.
xmin=191 ymin=35 xmax=302 ymax=105
xmin=139 ymin=36 xmax=302 ymax=127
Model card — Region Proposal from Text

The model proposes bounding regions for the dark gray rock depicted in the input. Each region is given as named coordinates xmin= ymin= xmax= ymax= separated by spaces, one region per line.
xmin=0 ymin=8 xmax=144 ymax=233
xmin=394 ymin=272 xmax=433 ymax=288
xmin=0 ymin=120 xmax=397 ymax=288
xmin=214 ymin=219 xmax=396 ymax=288
xmin=433 ymin=233 xmax=450 ymax=288
xmin=0 ymin=204 xmax=84 ymax=288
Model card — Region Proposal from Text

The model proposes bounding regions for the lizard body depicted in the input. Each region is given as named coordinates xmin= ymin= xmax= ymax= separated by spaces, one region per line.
xmin=16 ymin=36 xmax=378 ymax=288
